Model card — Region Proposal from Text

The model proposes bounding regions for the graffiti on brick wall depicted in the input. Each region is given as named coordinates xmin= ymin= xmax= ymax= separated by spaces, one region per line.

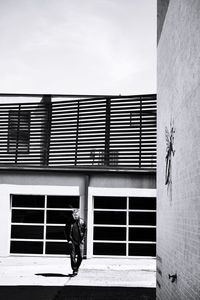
xmin=165 ymin=122 xmax=175 ymax=185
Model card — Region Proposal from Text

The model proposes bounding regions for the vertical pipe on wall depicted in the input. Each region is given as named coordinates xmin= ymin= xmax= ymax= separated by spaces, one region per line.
xmin=105 ymin=98 xmax=111 ymax=166
xmin=41 ymin=95 xmax=52 ymax=166
xmin=79 ymin=174 xmax=89 ymax=258
xmin=15 ymin=104 xmax=21 ymax=164
xmin=74 ymin=100 xmax=80 ymax=166
xmin=139 ymin=97 xmax=142 ymax=168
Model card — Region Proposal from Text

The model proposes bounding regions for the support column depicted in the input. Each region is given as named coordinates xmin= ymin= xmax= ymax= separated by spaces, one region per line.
xmin=41 ymin=95 xmax=52 ymax=166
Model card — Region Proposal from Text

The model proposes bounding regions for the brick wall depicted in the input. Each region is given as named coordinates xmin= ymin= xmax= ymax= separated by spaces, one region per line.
xmin=157 ymin=0 xmax=200 ymax=299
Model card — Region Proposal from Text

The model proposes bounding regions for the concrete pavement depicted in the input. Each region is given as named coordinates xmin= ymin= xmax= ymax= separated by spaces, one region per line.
xmin=0 ymin=256 xmax=156 ymax=287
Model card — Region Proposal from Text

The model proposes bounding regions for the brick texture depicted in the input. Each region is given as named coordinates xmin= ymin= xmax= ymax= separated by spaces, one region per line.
xmin=157 ymin=0 xmax=200 ymax=299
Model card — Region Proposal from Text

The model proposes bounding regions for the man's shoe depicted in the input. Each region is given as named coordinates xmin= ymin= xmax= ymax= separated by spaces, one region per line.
xmin=73 ymin=270 xmax=78 ymax=276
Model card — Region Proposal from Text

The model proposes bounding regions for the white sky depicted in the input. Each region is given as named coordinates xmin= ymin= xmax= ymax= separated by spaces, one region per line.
xmin=0 ymin=0 xmax=156 ymax=96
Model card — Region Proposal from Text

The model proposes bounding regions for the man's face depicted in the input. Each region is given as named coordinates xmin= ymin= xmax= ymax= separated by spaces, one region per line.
xmin=72 ymin=210 xmax=80 ymax=220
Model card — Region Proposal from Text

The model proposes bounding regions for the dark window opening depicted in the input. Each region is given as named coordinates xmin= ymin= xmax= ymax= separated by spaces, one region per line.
xmin=8 ymin=110 xmax=30 ymax=154
xmin=130 ymin=110 xmax=156 ymax=128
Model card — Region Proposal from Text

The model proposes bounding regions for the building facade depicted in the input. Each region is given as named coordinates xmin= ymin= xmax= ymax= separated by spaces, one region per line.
xmin=157 ymin=0 xmax=200 ymax=299
xmin=0 ymin=94 xmax=156 ymax=258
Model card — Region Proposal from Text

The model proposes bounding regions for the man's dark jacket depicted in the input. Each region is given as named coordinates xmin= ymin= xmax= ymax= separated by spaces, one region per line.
xmin=65 ymin=217 xmax=86 ymax=245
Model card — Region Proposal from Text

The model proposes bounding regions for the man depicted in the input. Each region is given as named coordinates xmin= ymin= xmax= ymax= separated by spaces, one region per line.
xmin=65 ymin=209 xmax=86 ymax=276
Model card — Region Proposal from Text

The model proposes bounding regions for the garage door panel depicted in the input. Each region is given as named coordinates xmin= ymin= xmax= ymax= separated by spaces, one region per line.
xmin=94 ymin=211 xmax=126 ymax=225
xmin=129 ymin=197 xmax=156 ymax=210
xmin=129 ymin=227 xmax=156 ymax=242
xmin=46 ymin=210 xmax=73 ymax=224
xmin=10 ymin=241 xmax=43 ymax=254
xmin=12 ymin=195 xmax=45 ymax=208
xmin=93 ymin=242 xmax=126 ymax=256
xmin=45 ymin=242 xmax=69 ymax=255
xmin=12 ymin=209 xmax=44 ymax=223
xmin=47 ymin=196 xmax=79 ymax=208
xmin=94 ymin=196 xmax=127 ymax=209
xmin=11 ymin=225 xmax=44 ymax=239
xmin=46 ymin=226 xmax=66 ymax=240
xmin=129 ymin=243 xmax=156 ymax=256
xmin=129 ymin=212 xmax=156 ymax=226
xmin=94 ymin=226 xmax=126 ymax=241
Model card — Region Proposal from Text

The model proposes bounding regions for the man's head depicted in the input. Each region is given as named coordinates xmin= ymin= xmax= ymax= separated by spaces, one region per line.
xmin=72 ymin=209 xmax=80 ymax=220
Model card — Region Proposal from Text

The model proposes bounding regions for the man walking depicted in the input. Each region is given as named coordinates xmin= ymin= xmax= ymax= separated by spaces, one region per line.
xmin=65 ymin=209 xmax=86 ymax=276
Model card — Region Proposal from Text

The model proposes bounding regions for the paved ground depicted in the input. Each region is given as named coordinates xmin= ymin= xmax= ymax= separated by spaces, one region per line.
xmin=0 ymin=256 xmax=156 ymax=287
xmin=0 ymin=257 xmax=156 ymax=299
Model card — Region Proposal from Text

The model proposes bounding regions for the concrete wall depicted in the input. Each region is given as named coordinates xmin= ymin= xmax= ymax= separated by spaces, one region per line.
xmin=157 ymin=0 xmax=200 ymax=299
xmin=0 ymin=170 xmax=155 ymax=189
xmin=90 ymin=172 xmax=156 ymax=189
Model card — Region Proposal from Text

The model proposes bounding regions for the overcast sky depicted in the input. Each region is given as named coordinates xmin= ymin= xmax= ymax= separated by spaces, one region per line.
xmin=0 ymin=0 xmax=156 ymax=96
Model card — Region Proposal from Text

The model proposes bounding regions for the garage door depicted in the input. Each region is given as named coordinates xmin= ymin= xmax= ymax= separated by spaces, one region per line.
xmin=93 ymin=196 xmax=156 ymax=257
xmin=10 ymin=194 xmax=79 ymax=255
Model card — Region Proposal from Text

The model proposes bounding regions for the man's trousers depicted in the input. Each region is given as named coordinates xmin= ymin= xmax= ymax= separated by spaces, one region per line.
xmin=69 ymin=242 xmax=84 ymax=272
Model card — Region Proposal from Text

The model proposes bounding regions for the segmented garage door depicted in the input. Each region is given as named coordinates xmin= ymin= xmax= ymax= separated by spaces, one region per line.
xmin=93 ymin=196 xmax=156 ymax=257
xmin=10 ymin=194 xmax=79 ymax=255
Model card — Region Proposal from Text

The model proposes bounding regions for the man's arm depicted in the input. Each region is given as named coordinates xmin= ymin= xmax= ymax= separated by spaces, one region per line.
xmin=64 ymin=223 xmax=72 ymax=242
xmin=80 ymin=219 xmax=87 ymax=242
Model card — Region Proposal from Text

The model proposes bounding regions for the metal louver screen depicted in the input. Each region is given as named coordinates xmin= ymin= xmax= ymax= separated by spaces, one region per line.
xmin=0 ymin=94 xmax=156 ymax=169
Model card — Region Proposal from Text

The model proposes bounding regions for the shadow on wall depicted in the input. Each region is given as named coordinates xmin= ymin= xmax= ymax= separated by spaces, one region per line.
xmin=0 ymin=286 xmax=156 ymax=300
xmin=157 ymin=0 xmax=170 ymax=43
